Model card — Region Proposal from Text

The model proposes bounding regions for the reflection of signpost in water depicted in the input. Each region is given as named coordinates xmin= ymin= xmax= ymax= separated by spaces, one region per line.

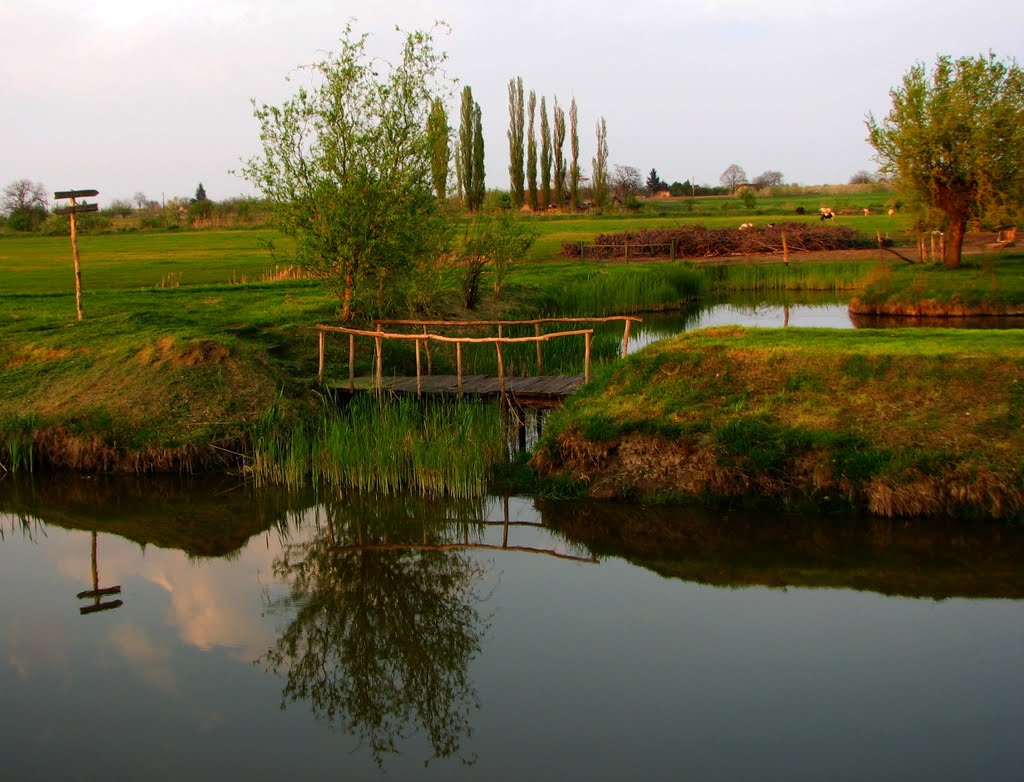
xmin=53 ymin=189 xmax=99 ymax=322
xmin=76 ymin=531 xmax=122 ymax=615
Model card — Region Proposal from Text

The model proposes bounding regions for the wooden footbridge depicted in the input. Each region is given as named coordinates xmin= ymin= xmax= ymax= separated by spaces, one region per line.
xmin=316 ymin=316 xmax=641 ymax=407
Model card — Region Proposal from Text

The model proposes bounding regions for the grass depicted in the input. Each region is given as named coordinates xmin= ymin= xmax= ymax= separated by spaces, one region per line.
xmin=248 ymin=397 xmax=507 ymax=498
xmin=533 ymin=326 xmax=1024 ymax=520
xmin=850 ymin=254 xmax=1024 ymax=315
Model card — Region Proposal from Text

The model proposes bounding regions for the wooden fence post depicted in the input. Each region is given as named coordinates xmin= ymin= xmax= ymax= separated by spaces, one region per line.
xmin=374 ymin=330 xmax=383 ymax=393
xmin=496 ymin=341 xmax=505 ymax=395
xmin=621 ymin=319 xmax=632 ymax=358
xmin=415 ymin=338 xmax=422 ymax=398
xmin=422 ymin=325 xmax=432 ymax=375
xmin=584 ymin=331 xmax=592 ymax=381
xmin=348 ymin=333 xmax=355 ymax=391
xmin=318 ymin=330 xmax=326 ymax=382
xmin=535 ymin=323 xmax=543 ymax=373
xmin=457 ymin=342 xmax=463 ymax=394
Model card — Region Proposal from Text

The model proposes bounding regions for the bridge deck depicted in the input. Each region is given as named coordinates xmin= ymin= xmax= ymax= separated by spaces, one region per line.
xmin=331 ymin=374 xmax=586 ymax=406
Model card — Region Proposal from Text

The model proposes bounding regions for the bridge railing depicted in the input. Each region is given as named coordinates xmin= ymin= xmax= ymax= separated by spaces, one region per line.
xmin=315 ymin=316 xmax=642 ymax=395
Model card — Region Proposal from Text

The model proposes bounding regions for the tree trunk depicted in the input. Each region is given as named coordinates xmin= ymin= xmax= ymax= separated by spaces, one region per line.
xmin=341 ymin=269 xmax=354 ymax=321
xmin=944 ymin=218 xmax=966 ymax=269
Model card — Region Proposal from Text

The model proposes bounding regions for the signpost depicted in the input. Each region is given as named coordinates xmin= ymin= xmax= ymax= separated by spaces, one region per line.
xmin=53 ymin=189 xmax=98 ymax=321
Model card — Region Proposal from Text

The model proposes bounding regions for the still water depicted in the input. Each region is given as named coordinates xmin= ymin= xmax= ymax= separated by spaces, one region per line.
xmin=2 ymin=474 xmax=1022 ymax=781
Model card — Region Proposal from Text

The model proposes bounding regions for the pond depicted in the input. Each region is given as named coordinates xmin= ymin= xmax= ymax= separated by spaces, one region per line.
xmin=2 ymin=473 xmax=1022 ymax=781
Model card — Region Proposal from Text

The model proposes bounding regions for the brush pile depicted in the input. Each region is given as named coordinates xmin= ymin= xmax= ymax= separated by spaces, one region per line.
xmin=561 ymin=223 xmax=870 ymax=260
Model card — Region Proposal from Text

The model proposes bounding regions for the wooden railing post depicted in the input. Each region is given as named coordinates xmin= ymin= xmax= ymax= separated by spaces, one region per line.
xmin=415 ymin=337 xmax=422 ymax=398
xmin=348 ymin=333 xmax=355 ymax=390
xmin=318 ymin=329 xmax=326 ymax=382
xmin=622 ymin=319 xmax=632 ymax=358
xmin=584 ymin=331 xmax=592 ymax=381
xmin=374 ymin=324 xmax=383 ymax=393
xmin=456 ymin=342 xmax=463 ymax=394
xmin=535 ymin=323 xmax=543 ymax=374
xmin=422 ymin=325 xmax=432 ymax=375
xmin=496 ymin=341 xmax=505 ymax=395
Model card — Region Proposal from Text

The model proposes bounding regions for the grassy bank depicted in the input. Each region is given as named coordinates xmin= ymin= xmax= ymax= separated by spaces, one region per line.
xmin=532 ymin=327 xmax=1024 ymax=520
xmin=850 ymin=253 xmax=1024 ymax=316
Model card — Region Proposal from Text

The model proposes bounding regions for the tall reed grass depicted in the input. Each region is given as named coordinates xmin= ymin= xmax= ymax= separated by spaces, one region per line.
xmin=249 ymin=397 xmax=507 ymax=499
xmin=539 ymin=266 xmax=704 ymax=316
xmin=700 ymin=262 xmax=876 ymax=293
xmin=0 ymin=415 xmax=37 ymax=473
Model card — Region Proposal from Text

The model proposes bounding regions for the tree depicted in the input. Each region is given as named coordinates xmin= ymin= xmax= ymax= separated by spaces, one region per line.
xmin=646 ymin=168 xmax=666 ymax=195
xmin=193 ymin=182 xmax=208 ymax=202
xmin=526 ymin=90 xmax=538 ymax=211
xmin=552 ymin=98 xmax=566 ymax=207
xmin=568 ymin=98 xmax=580 ymax=211
xmin=507 ymin=76 xmax=525 ymax=208
xmin=2 ymin=179 xmax=48 ymax=231
xmin=868 ymin=53 xmax=1024 ymax=267
xmin=427 ymin=97 xmax=450 ymax=202
xmin=457 ymin=206 xmax=538 ymax=308
xmin=848 ymin=170 xmax=876 ymax=185
xmin=751 ymin=170 xmax=784 ymax=189
xmin=719 ymin=164 xmax=747 ymax=192
xmin=241 ymin=25 xmax=451 ymax=321
xmin=591 ymin=117 xmax=609 ymax=208
xmin=458 ymin=86 xmax=485 ymax=212
xmin=539 ymin=96 xmax=551 ymax=209
xmin=132 ymin=191 xmax=150 ymax=211
xmin=611 ymin=164 xmax=642 ymax=203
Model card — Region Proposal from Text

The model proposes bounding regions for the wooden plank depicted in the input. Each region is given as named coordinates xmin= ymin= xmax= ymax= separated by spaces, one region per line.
xmin=54 ymin=189 xmax=99 ymax=199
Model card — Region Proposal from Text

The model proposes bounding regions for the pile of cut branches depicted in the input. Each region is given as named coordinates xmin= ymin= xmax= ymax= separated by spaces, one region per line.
xmin=561 ymin=223 xmax=870 ymax=260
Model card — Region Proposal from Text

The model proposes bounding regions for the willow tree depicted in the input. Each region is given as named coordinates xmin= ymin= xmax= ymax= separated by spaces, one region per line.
xmin=507 ymin=76 xmax=525 ymax=208
xmin=242 ymin=26 xmax=450 ymax=320
xmin=868 ymin=53 xmax=1024 ymax=267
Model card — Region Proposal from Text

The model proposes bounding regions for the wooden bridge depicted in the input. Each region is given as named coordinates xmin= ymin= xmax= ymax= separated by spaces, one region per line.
xmin=316 ymin=316 xmax=641 ymax=407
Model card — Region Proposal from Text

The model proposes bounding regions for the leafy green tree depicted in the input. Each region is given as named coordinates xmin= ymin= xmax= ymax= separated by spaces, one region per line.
xmin=507 ymin=76 xmax=525 ymax=208
xmin=526 ymin=90 xmax=538 ymax=211
xmin=241 ymin=26 xmax=451 ymax=320
xmin=539 ymin=96 xmax=552 ymax=209
xmin=868 ymin=53 xmax=1024 ymax=267
xmin=592 ymin=117 xmax=609 ymax=208
xmin=427 ymin=97 xmax=450 ymax=202
xmin=472 ymin=100 xmax=486 ymax=211
xmin=552 ymin=97 xmax=566 ymax=207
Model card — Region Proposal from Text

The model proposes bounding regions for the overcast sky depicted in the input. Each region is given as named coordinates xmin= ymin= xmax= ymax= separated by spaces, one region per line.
xmin=3 ymin=0 xmax=1022 ymax=206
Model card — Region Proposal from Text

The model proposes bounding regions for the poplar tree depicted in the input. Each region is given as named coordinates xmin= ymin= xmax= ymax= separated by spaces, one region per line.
xmin=569 ymin=98 xmax=580 ymax=211
xmin=526 ymin=90 xmax=538 ymax=211
xmin=507 ymin=76 xmax=525 ymax=208
xmin=458 ymin=86 xmax=475 ymax=207
xmin=592 ymin=116 xmax=609 ymax=208
xmin=427 ymin=97 xmax=450 ymax=202
xmin=471 ymin=101 xmax=486 ymax=211
xmin=552 ymin=97 xmax=566 ymax=208
xmin=539 ymin=96 xmax=551 ymax=209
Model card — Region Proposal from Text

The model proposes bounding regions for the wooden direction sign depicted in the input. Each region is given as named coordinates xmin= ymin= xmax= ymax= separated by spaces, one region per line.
xmin=54 ymin=189 xmax=99 ymax=199
xmin=55 ymin=203 xmax=99 ymax=215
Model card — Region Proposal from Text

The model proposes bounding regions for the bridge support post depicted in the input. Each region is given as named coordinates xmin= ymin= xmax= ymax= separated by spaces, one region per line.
xmin=318 ymin=330 xmax=325 ymax=382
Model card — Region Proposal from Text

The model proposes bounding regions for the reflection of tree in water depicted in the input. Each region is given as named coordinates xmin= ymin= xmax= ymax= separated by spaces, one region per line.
xmin=263 ymin=493 xmax=491 ymax=767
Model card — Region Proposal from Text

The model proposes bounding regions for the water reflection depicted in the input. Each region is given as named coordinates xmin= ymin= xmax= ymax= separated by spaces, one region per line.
xmin=263 ymin=494 xmax=492 ymax=766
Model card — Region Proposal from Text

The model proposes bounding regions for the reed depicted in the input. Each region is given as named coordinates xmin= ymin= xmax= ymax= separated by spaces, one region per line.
xmin=249 ymin=397 xmax=507 ymax=499
xmin=0 ymin=414 xmax=38 ymax=473
xmin=700 ymin=261 xmax=877 ymax=293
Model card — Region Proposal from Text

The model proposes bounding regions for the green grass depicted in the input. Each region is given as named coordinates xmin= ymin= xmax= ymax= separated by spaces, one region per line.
xmin=533 ymin=327 xmax=1024 ymax=519
xmin=851 ymin=254 xmax=1024 ymax=313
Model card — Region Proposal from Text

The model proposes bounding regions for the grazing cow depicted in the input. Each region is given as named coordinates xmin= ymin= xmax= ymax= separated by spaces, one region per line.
xmin=888 ymin=208 xmax=896 ymax=217
xmin=739 ymin=222 xmax=754 ymax=230
xmin=820 ymin=207 xmax=834 ymax=221
xmin=863 ymin=208 xmax=871 ymax=216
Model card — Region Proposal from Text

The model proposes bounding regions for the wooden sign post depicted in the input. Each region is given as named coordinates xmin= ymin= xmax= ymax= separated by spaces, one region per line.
xmin=54 ymin=189 xmax=99 ymax=321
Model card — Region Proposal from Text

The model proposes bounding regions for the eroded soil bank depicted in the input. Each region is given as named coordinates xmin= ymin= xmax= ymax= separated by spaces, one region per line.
xmin=531 ymin=327 xmax=1024 ymax=520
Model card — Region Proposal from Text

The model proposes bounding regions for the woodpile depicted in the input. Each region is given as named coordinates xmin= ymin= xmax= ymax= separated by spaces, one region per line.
xmin=561 ymin=223 xmax=870 ymax=260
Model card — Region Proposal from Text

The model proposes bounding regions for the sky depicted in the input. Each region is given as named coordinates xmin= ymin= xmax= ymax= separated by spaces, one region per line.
xmin=2 ymin=0 xmax=1023 ymax=207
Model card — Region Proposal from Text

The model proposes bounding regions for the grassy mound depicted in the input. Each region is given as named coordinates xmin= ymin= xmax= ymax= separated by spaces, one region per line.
xmin=532 ymin=327 xmax=1024 ymax=520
